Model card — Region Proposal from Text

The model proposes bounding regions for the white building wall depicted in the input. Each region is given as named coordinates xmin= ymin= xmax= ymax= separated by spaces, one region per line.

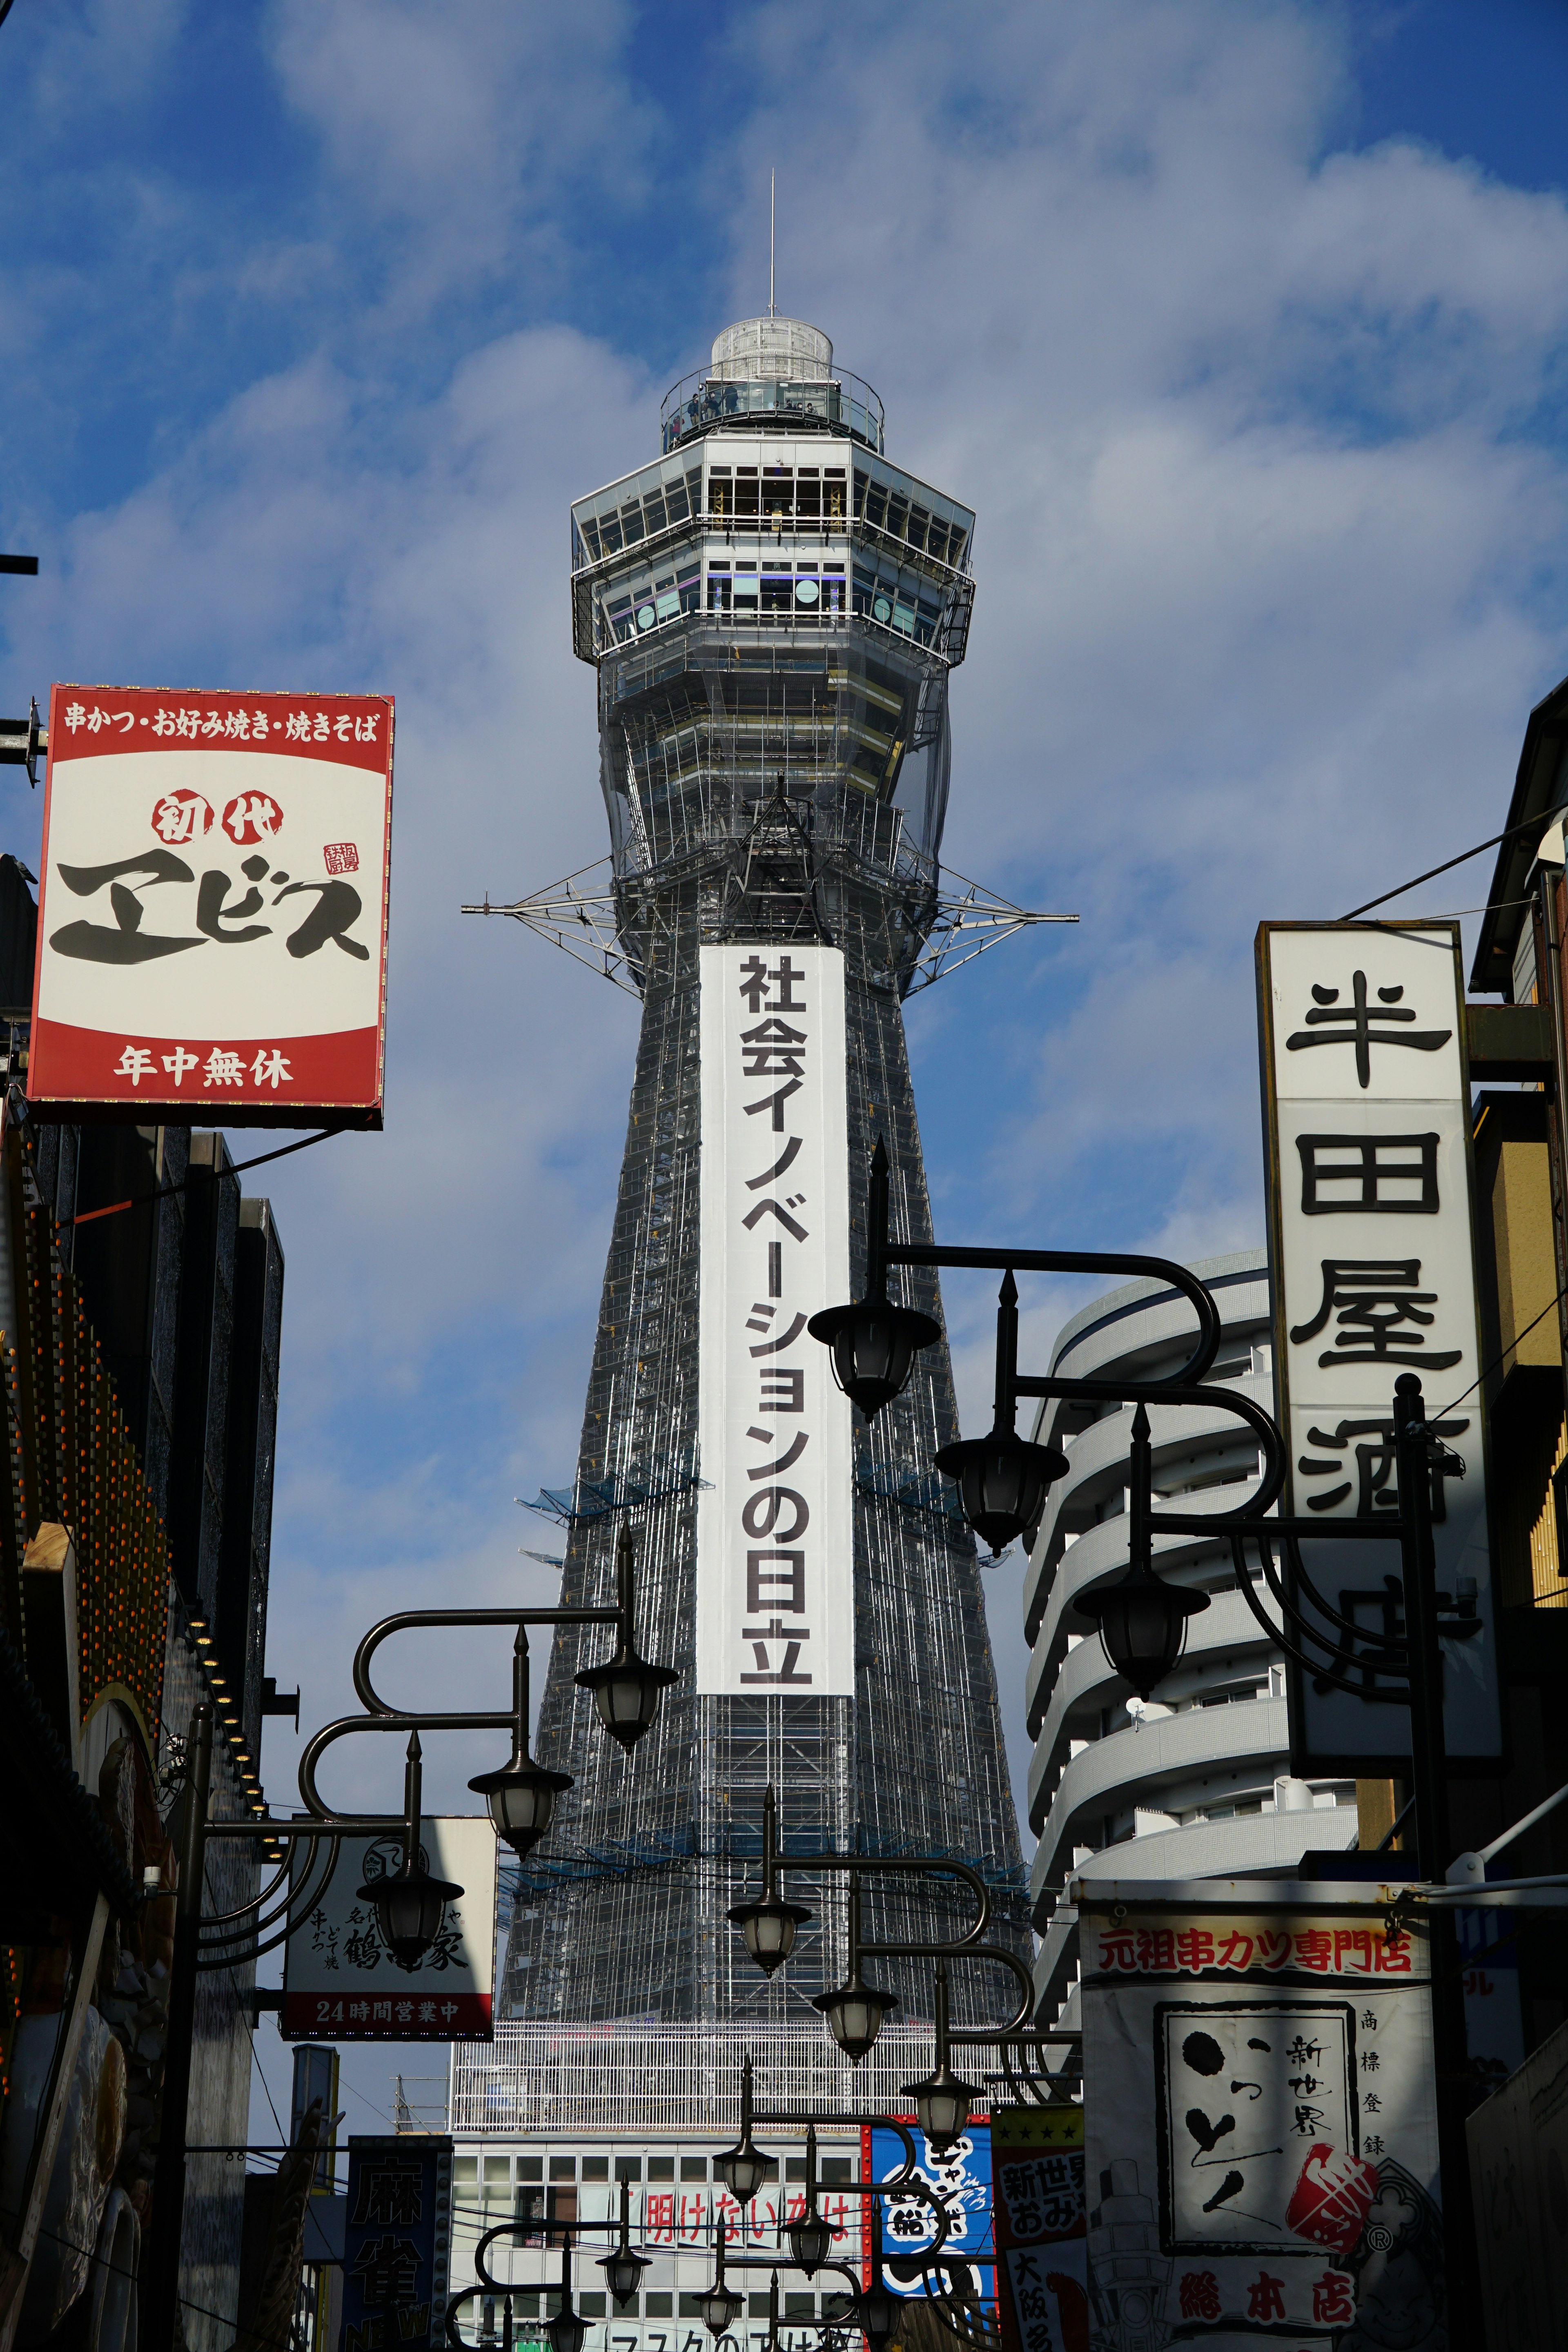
xmin=1022 ymin=1251 xmax=1355 ymax=2026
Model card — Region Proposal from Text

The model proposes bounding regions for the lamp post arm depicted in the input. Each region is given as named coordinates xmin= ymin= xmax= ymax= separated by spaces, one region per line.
xmin=472 ymin=2216 xmax=655 ymax=2294
xmin=352 ymin=1604 xmax=622 ymax=1714
xmin=855 ymin=1939 xmax=1033 ymax=2035
xmin=297 ymin=1709 xmax=514 ymax=1818
xmin=882 ymin=1242 xmax=1222 ymax=1388
xmin=766 ymin=1850 xmax=992 ymax=1944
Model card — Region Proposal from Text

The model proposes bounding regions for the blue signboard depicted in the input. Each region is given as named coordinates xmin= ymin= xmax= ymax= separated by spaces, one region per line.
xmin=340 ymin=2135 xmax=453 ymax=2352
xmin=866 ymin=2122 xmax=995 ymax=2305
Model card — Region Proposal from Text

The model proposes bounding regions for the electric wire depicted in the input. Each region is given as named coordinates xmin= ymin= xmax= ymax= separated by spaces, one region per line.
xmin=1339 ymin=807 xmax=1557 ymax=922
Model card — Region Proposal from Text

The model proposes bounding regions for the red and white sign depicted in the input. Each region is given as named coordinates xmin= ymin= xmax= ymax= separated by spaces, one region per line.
xmin=29 ymin=686 xmax=394 ymax=1124
xmin=282 ymin=1817 xmax=496 ymax=2043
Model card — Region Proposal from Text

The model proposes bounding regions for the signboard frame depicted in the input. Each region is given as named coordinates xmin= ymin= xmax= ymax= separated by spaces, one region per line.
xmin=1078 ymin=1874 xmax=1443 ymax=2348
xmin=282 ymin=1816 xmax=497 ymax=2042
xmin=1256 ymin=918 xmax=1504 ymax=1772
xmin=695 ymin=942 xmax=855 ymax=1697
xmin=340 ymin=2134 xmax=452 ymax=2352
xmin=30 ymin=684 xmax=393 ymax=1127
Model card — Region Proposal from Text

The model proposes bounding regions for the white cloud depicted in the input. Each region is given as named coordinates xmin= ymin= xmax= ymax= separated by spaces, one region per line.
xmin=9 ymin=0 xmax=1568 ymax=1988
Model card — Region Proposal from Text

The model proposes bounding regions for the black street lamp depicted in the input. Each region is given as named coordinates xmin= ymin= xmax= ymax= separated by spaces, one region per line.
xmin=1070 ymin=1405 xmax=1209 ymax=1698
xmin=597 ymin=2178 xmax=650 ymax=2307
xmin=727 ymin=1786 xmax=813 ymax=1975
xmin=547 ymin=2237 xmax=585 ymax=2352
xmin=899 ymin=1965 xmax=984 ymax=2153
xmin=358 ymin=1731 xmax=464 ymax=1961
xmin=785 ymin=2127 xmax=832 ymax=2278
xmin=809 ymin=1144 xmax=940 ymax=1419
xmin=854 ymin=2204 xmax=902 ymax=2352
xmin=468 ymin=1629 xmax=574 ymax=1855
xmin=696 ymin=2219 xmax=744 ymax=2339
xmin=713 ymin=2055 xmax=774 ymax=2203
xmin=573 ymin=1525 xmax=680 ymax=1750
xmin=811 ymin=1876 xmax=900 ymax=2061
xmin=932 ymin=1271 xmax=1067 ymax=1550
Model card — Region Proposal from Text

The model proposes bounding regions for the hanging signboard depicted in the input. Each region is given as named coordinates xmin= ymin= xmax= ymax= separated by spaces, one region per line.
xmin=695 ymin=944 xmax=854 ymax=1695
xmin=1256 ymin=920 xmax=1501 ymax=1768
xmin=341 ymin=2135 xmax=452 ymax=2352
xmin=30 ymin=685 xmax=392 ymax=1125
xmin=282 ymin=1817 xmax=496 ymax=2041
xmin=991 ymin=2106 xmax=1086 ymax=2352
xmin=1079 ymin=1879 xmax=1442 ymax=2346
xmin=862 ymin=2119 xmax=994 ymax=2307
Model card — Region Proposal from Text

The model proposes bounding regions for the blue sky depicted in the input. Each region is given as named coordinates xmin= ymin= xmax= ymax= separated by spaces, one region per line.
xmin=5 ymin=0 xmax=1568 ymax=2141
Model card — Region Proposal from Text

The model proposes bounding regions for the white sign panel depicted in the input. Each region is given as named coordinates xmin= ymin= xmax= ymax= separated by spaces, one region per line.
xmin=696 ymin=944 xmax=853 ymax=1695
xmin=282 ymin=1817 xmax=496 ymax=2041
xmin=31 ymin=685 xmax=392 ymax=1124
xmin=1080 ymin=1886 xmax=1443 ymax=2345
xmin=1257 ymin=922 xmax=1500 ymax=1766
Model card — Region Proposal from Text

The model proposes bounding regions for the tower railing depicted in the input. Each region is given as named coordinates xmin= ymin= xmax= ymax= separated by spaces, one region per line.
xmin=660 ymin=370 xmax=885 ymax=456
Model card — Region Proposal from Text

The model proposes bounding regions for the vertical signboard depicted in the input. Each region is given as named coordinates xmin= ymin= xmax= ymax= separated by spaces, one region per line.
xmin=696 ymin=944 xmax=853 ymax=1694
xmin=283 ymin=1819 xmax=497 ymax=2040
xmin=991 ymin=2107 xmax=1086 ymax=2352
xmin=31 ymin=686 xmax=392 ymax=1124
xmin=1256 ymin=921 xmax=1501 ymax=1766
xmin=341 ymin=2136 xmax=452 ymax=2352
xmin=1080 ymin=1886 xmax=1441 ymax=2345
xmin=863 ymin=2121 xmax=994 ymax=2307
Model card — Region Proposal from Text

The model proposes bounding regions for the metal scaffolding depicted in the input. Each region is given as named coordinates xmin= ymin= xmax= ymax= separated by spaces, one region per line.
xmin=473 ymin=326 xmax=1037 ymax=2031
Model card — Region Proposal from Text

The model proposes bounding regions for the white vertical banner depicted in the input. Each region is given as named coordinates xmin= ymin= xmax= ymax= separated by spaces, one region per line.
xmin=1257 ymin=921 xmax=1501 ymax=1766
xmin=696 ymin=943 xmax=854 ymax=1695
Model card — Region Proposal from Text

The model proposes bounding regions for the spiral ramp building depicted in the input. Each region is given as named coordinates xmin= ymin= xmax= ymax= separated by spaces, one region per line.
xmin=1023 ymin=1250 xmax=1358 ymax=2028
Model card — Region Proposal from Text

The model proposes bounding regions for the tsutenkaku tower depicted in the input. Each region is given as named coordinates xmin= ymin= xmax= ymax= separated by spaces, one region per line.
xmin=491 ymin=314 xmax=1026 ymax=2025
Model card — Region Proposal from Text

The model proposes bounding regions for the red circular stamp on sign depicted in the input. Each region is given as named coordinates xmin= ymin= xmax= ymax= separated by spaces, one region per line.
xmin=151 ymin=789 xmax=213 ymax=846
xmin=221 ymin=791 xmax=284 ymax=846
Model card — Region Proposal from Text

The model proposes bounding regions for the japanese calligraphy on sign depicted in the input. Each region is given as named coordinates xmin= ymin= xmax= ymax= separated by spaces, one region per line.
xmin=863 ymin=2122 xmax=994 ymax=2307
xmin=1079 ymin=1889 xmax=1443 ymax=2347
xmin=1256 ymin=922 xmax=1500 ymax=1768
xmin=341 ymin=2136 xmax=452 ymax=2352
xmin=696 ymin=945 xmax=853 ymax=1695
xmin=991 ymin=2108 xmax=1085 ymax=2352
xmin=282 ymin=1819 xmax=494 ymax=2042
xmin=29 ymin=685 xmax=392 ymax=1124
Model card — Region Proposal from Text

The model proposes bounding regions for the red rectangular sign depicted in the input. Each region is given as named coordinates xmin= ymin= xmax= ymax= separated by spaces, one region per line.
xmin=29 ymin=685 xmax=393 ymax=1125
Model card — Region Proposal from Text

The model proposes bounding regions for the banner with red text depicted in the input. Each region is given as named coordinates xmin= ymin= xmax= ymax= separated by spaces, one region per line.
xmin=30 ymin=686 xmax=392 ymax=1124
xmin=1079 ymin=1886 xmax=1440 ymax=2347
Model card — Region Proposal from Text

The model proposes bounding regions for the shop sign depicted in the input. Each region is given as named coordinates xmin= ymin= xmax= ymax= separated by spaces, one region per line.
xmin=31 ymin=686 xmax=392 ymax=1123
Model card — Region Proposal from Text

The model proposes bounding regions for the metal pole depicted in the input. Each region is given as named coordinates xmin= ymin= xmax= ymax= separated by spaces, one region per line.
xmin=1392 ymin=1374 xmax=1477 ymax=2333
xmin=145 ymin=1701 xmax=212 ymax=2349
xmin=1392 ymin=1376 xmax=1449 ymax=1884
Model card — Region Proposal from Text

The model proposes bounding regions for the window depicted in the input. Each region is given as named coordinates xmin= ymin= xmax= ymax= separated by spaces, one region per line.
xmin=646 ymin=2295 xmax=673 ymax=2317
xmin=706 ymin=564 xmax=731 ymax=612
xmin=679 ymin=2298 xmax=705 ymax=2318
xmin=616 ymin=2158 xmax=643 ymax=2183
xmin=550 ymin=2157 xmax=577 ymax=2180
xmin=648 ymin=2156 xmax=675 ymax=2182
xmin=581 ymin=2157 xmax=609 ymax=2181
xmin=735 ymin=469 xmax=760 ymax=518
xmin=518 ymin=2157 xmax=543 ymax=2182
xmin=580 ymin=2296 xmax=607 ymax=2319
xmin=762 ymin=568 xmax=793 ymax=612
xmin=821 ymin=2159 xmax=854 ymax=2185
xmin=796 ymin=472 xmax=820 ymax=521
xmin=733 ymin=566 xmax=758 ymax=611
xmin=681 ymin=2158 xmax=708 ymax=2182
xmin=786 ymin=2296 xmax=815 ymax=2319
xmin=786 ymin=2159 xmax=808 ymax=2181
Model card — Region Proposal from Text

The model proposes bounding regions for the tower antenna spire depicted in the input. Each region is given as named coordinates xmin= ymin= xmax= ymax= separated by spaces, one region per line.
xmin=769 ymin=168 xmax=775 ymax=317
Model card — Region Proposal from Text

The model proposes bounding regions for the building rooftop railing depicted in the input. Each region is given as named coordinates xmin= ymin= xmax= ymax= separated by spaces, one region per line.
xmin=660 ymin=370 xmax=885 ymax=457
xmin=449 ymin=2021 xmax=941 ymax=2138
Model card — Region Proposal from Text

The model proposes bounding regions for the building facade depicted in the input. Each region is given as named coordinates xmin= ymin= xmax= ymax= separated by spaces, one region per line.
xmin=498 ymin=313 xmax=1025 ymax=2029
xmin=1022 ymin=1252 xmax=1356 ymax=2026
xmin=0 ymin=851 xmax=289 ymax=2348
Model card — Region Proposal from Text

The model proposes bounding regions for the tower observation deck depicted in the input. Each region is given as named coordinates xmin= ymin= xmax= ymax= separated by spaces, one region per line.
xmin=496 ymin=316 xmax=1026 ymax=2027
